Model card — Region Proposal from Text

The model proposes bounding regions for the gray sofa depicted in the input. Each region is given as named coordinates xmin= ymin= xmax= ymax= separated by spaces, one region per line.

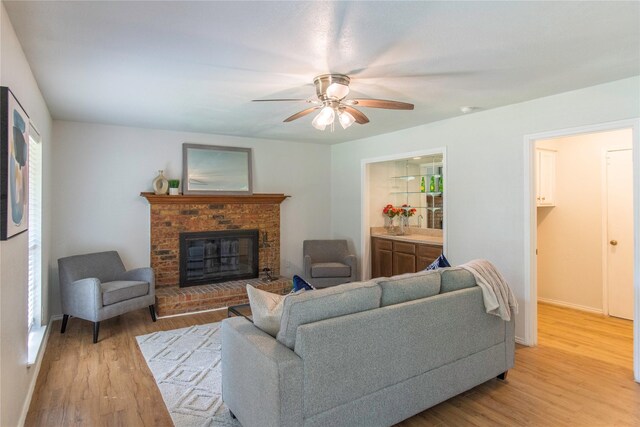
xmin=222 ymin=268 xmax=515 ymax=427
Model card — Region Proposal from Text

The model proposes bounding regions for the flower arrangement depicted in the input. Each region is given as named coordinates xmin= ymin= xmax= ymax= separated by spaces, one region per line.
xmin=400 ymin=204 xmax=417 ymax=217
xmin=382 ymin=204 xmax=401 ymax=218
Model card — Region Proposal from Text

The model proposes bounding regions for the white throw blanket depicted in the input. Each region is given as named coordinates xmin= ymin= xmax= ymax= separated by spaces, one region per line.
xmin=460 ymin=259 xmax=518 ymax=321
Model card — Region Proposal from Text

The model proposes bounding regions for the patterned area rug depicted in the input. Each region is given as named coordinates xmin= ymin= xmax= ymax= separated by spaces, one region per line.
xmin=136 ymin=323 xmax=241 ymax=427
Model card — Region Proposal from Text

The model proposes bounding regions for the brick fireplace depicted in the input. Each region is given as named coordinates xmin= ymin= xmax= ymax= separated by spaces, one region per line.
xmin=141 ymin=192 xmax=291 ymax=316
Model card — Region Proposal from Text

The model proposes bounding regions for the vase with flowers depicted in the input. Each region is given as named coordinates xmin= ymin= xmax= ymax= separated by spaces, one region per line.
xmin=399 ymin=204 xmax=417 ymax=234
xmin=382 ymin=204 xmax=402 ymax=235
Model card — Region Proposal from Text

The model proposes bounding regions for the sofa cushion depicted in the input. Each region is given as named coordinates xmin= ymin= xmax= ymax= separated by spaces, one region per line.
xmin=277 ymin=280 xmax=381 ymax=349
xmin=101 ymin=280 xmax=149 ymax=306
xmin=379 ymin=271 xmax=441 ymax=306
xmin=246 ymin=285 xmax=286 ymax=337
xmin=441 ymin=268 xmax=476 ymax=293
xmin=311 ymin=262 xmax=351 ymax=278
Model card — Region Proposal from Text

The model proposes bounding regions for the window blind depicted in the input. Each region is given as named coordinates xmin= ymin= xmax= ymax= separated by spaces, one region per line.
xmin=28 ymin=133 xmax=42 ymax=332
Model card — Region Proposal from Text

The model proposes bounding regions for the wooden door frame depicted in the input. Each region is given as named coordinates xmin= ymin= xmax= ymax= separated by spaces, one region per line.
xmin=360 ymin=147 xmax=447 ymax=281
xmin=523 ymin=118 xmax=640 ymax=382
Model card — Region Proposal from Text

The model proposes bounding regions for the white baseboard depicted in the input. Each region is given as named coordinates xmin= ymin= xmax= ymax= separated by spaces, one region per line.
xmin=538 ymin=297 xmax=603 ymax=314
xmin=515 ymin=336 xmax=527 ymax=345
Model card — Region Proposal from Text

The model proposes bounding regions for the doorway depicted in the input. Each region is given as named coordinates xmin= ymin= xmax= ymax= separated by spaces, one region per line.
xmin=536 ymin=130 xmax=632 ymax=317
xmin=523 ymin=119 xmax=640 ymax=382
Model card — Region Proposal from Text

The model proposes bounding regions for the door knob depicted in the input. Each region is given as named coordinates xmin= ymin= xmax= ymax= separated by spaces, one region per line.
xmin=610 ymin=240 xmax=618 ymax=246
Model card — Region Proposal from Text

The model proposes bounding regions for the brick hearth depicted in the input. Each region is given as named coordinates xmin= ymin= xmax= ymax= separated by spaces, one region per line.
xmin=155 ymin=277 xmax=291 ymax=317
xmin=141 ymin=193 xmax=289 ymax=315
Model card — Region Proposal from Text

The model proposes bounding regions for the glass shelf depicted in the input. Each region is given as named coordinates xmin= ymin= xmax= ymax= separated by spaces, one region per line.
xmin=386 ymin=205 xmax=441 ymax=210
xmin=390 ymin=174 xmax=441 ymax=180
xmin=390 ymin=191 xmax=442 ymax=196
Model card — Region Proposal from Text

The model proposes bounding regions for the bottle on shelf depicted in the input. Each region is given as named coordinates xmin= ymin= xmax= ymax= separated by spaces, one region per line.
xmin=420 ymin=176 xmax=426 ymax=193
xmin=438 ymin=175 xmax=443 ymax=193
xmin=429 ymin=175 xmax=435 ymax=192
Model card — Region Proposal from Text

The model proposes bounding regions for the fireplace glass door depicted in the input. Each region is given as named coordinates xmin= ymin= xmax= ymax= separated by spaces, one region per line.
xmin=179 ymin=230 xmax=258 ymax=286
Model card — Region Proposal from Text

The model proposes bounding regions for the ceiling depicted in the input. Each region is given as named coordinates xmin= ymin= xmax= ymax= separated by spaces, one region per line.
xmin=4 ymin=1 xmax=639 ymax=145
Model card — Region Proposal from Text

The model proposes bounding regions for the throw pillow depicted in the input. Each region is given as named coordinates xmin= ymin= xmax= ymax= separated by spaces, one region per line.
xmin=425 ymin=254 xmax=451 ymax=270
xmin=246 ymin=285 xmax=286 ymax=337
xmin=292 ymin=275 xmax=315 ymax=291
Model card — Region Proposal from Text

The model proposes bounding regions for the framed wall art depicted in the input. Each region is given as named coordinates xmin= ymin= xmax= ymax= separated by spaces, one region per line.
xmin=182 ymin=144 xmax=253 ymax=195
xmin=0 ymin=87 xmax=30 ymax=240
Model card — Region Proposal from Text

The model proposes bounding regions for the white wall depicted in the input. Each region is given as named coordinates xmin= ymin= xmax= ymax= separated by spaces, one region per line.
xmin=368 ymin=162 xmax=394 ymax=228
xmin=50 ymin=121 xmax=331 ymax=314
xmin=0 ymin=3 xmax=53 ymax=426
xmin=330 ymin=76 xmax=640 ymax=342
xmin=537 ymin=129 xmax=632 ymax=312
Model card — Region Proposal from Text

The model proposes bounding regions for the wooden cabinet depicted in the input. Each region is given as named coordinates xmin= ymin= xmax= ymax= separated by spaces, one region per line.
xmin=536 ymin=149 xmax=556 ymax=207
xmin=392 ymin=241 xmax=416 ymax=276
xmin=371 ymin=237 xmax=442 ymax=278
xmin=416 ymin=244 xmax=442 ymax=271
xmin=372 ymin=238 xmax=393 ymax=278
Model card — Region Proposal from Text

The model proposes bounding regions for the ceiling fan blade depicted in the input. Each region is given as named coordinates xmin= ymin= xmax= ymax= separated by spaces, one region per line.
xmin=343 ymin=106 xmax=370 ymax=124
xmin=252 ymin=98 xmax=309 ymax=102
xmin=283 ymin=107 xmax=320 ymax=122
xmin=349 ymin=99 xmax=414 ymax=110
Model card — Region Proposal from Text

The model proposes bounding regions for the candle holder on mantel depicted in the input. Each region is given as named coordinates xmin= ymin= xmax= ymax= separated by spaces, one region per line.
xmin=260 ymin=231 xmax=274 ymax=282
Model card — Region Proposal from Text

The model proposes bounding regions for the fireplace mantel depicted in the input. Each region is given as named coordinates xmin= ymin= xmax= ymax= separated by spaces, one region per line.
xmin=140 ymin=192 xmax=289 ymax=205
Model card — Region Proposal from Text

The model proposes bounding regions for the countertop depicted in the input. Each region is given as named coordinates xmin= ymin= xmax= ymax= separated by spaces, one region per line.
xmin=370 ymin=227 xmax=443 ymax=246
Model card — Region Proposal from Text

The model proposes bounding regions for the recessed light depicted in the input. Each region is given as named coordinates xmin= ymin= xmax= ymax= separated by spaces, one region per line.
xmin=412 ymin=157 xmax=422 ymax=160
xmin=460 ymin=106 xmax=477 ymax=114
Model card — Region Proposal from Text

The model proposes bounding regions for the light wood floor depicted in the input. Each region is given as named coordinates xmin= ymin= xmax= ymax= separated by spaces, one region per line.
xmin=26 ymin=303 xmax=638 ymax=426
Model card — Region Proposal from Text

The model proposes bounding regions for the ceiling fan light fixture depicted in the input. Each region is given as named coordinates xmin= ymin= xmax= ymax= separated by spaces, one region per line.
xmin=311 ymin=114 xmax=327 ymax=130
xmin=326 ymin=83 xmax=350 ymax=100
xmin=315 ymin=106 xmax=335 ymax=126
xmin=338 ymin=110 xmax=355 ymax=129
xmin=257 ymin=73 xmax=412 ymax=131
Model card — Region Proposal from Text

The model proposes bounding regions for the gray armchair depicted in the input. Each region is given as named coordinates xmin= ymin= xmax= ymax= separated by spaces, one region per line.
xmin=303 ymin=240 xmax=357 ymax=288
xmin=58 ymin=251 xmax=156 ymax=343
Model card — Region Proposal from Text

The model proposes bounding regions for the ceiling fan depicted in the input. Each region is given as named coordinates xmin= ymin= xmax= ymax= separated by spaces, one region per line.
xmin=252 ymin=74 xmax=414 ymax=131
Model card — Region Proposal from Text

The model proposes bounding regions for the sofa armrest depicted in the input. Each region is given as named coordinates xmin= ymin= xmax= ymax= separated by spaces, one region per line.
xmin=118 ymin=267 xmax=155 ymax=297
xmin=61 ymin=278 xmax=102 ymax=321
xmin=222 ymin=317 xmax=303 ymax=427
xmin=343 ymin=254 xmax=357 ymax=280
xmin=303 ymin=254 xmax=313 ymax=278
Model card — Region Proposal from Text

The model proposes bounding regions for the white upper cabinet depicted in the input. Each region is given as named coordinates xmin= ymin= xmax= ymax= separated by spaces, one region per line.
xmin=536 ymin=149 xmax=556 ymax=207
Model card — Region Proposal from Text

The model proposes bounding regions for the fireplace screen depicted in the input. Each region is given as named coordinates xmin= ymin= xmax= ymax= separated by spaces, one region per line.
xmin=179 ymin=230 xmax=259 ymax=287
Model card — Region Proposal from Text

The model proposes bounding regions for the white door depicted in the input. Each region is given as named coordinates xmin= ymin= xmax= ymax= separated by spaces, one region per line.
xmin=606 ymin=149 xmax=634 ymax=320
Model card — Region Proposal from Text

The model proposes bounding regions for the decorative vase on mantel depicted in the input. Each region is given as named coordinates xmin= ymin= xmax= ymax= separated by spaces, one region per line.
xmin=152 ymin=170 xmax=169 ymax=195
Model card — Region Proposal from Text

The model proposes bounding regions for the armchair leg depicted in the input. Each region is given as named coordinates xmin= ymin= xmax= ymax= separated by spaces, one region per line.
xmin=93 ymin=322 xmax=100 ymax=344
xmin=149 ymin=305 xmax=157 ymax=322
xmin=61 ymin=314 xmax=69 ymax=334
xmin=497 ymin=371 xmax=508 ymax=381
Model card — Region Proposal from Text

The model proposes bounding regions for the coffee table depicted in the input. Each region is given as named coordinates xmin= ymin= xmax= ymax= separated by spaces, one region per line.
xmin=227 ymin=303 xmax=252 ymax=323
